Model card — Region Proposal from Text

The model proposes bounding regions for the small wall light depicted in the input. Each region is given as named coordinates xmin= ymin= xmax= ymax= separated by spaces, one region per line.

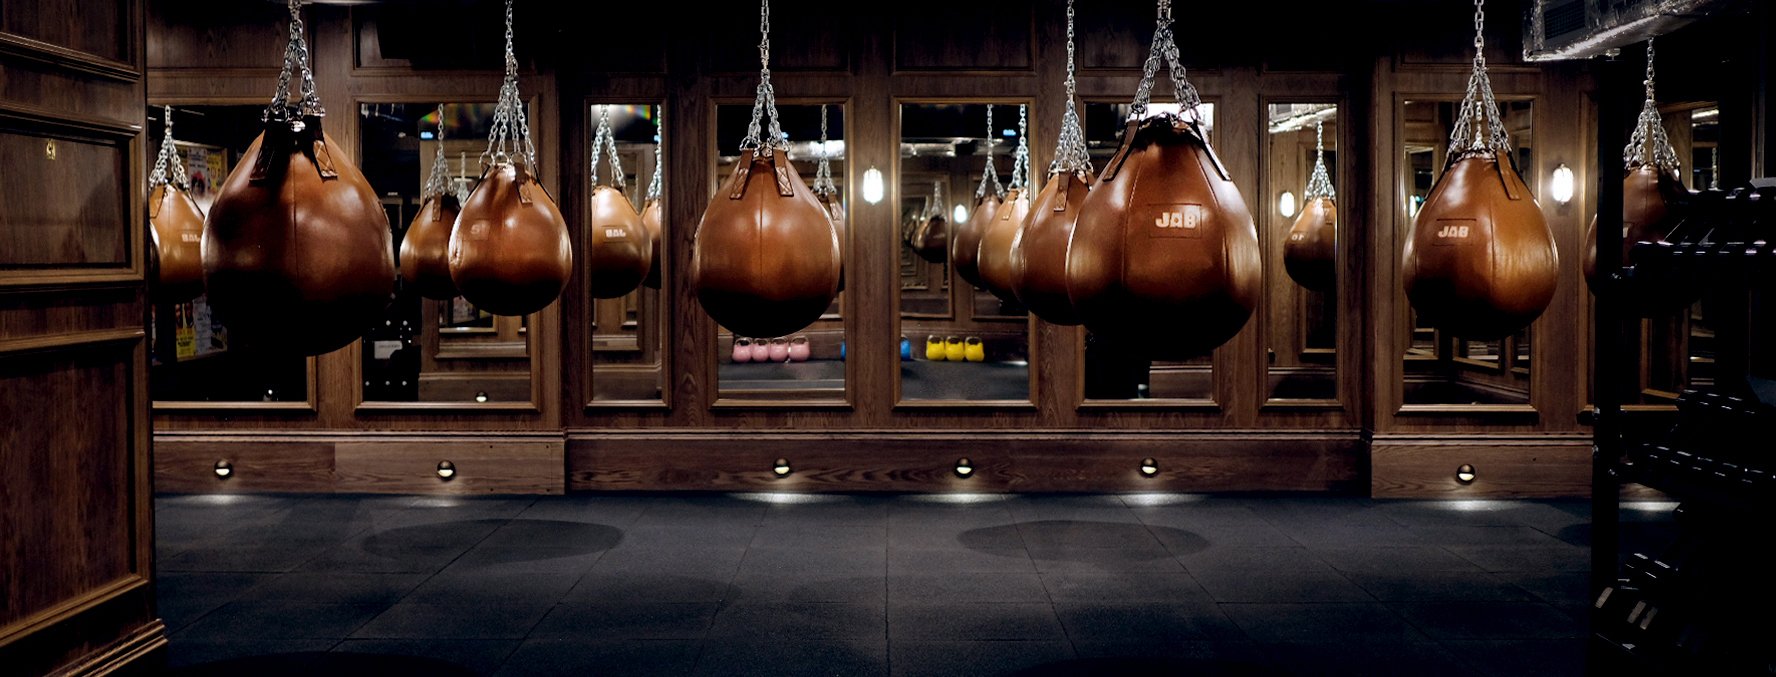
xmin=862 ymin=167 xmax=885 ymax=204
xmin=1278 ymin=191 xmax=1298 ymax=218
xmin=474 ymin=391 xmax=489 ymax=403
xmin=436 ymin=460 xmax=457 ymax=480
xmin=1456 ymin=464 xmax=1477 ymax=485
xmin=954 ymin=458 xmax=974 ymax=478
xmin=1139 ymin=458 xmax=1160 ymax=477
xmin=952 ymin=204 xmax=969 ymax=223
xmin=213 ymin=460 xmax=233 ymax=479
xmin=1550 ymin=163 xmax=1575 ymax=205
xmin=773 ymin=458 xmax=793 ymax=477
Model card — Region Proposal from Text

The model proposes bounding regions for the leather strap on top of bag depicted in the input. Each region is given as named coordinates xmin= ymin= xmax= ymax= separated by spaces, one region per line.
xmin=589 ymin=105 xmax=627 ymax=192
xmin=646 ymin=110 xmax=664 ymax=206
xmin=483 ymin=0 xmax=540 ymax=178
xmin=1304 ymin=119 xmax=1336 ymax=201
xmin=975 ymin=105 xmax=1005 ymax=201
xmin=1624 ymin=38 xmax=1682 ymax=176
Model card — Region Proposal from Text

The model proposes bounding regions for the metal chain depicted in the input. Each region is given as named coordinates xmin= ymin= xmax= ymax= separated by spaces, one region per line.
xmin=1448 ymin=0 xmax=1510 ymax=162
xmin=646 ymin=110 xmax=664 ymax=203
xmin=1305 ymin=119 xmax=1336 ymax=200
xmin=975 ymin=105 xmax=1005 ymax=199
xmin=1050 ymin=0 xmax=1093 ymax=177
xmin=813 ymin=104 xmax=839 ymax=197
xmin=740 ymin=0 xmax=786 ymax=153
xmin=149 ymin=105 xmax=189 ymax=191
xmin=1129 ymin=0 xmax=1202 ymax=122
xmin=930 ymin=180 xmax=946 ymax=219
xmin=483 ymin=0 xmax=537 ymax=172
xmin=1008 ymin=104 xmax=1030 ymax=191
xmin=589 ymin=105 xmax=626 ymax=190
xmin=422 ymin=104 xmax=455 ymax=200
xmin=265 ymin=0 xmax=324 ymax=123
xmin=1623 ymin=39 xmax=1681 ymax=173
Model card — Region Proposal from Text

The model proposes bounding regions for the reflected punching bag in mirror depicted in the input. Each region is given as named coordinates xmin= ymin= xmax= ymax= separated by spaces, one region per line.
xmin=1283 ymin=120 xmax=1338 ymax=292
xmin=692 ymin=0 xmax=841 ymax=339
xmin=977 ymin=105 xmax=1032 ymax=304
xmin=1581 ymin=39 xmax=1696 ymax=315
xmin=951 ymin=105 xmax=1003 ymax=289
xmin=148 ymin=106 xmax=205 ymax=304
xmin=1067 ymin=2 xmax=1259 ymax=360
xmin=448 ymin=0 xmax=573 ymax=316
xmin=641 ymin=114 xmax=666 ymax=289
xmin=203 ymin=1 xmax=395 ymax=356
xmin=908 ymin=180 xmax=949 ymax=263
xmin=1012 ymin=4 xmax=1090 ymax=327
xmin=585 ymin=106 xmax=653 ymax=299
xmin=400 ymin=104 xmax=464 ymax=300
xmin=1403 ymin=5 xmax=1556 ymax=340
xmin=813 ymin=104 xmax=847 ymax=293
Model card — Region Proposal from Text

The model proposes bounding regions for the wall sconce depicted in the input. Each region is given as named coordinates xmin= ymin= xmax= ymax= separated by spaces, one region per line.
xmin=1550 ymin=164 xmax=1575 ymax=205
xmin=954 ymin=458 xmax=974 ymax=478
xmin=474 ymin=391 xmax=489 ymax=403
xmin=1139 ymin=458 xmax=1159 ymax=477
xmin=772 ymin=458 xmax=793 ymax=477
xmin=213 ymin=460 xmax=233 ymax=479
xmin=862 ymin=167 xmax=885 ymax=204
xmin=1456 ymin=464 xmax=1477 ymax=485
xmin=436 ymin=460 xmax=457 ymax=480
xmin=952 ymin=204 xmax=969 ymax=223
xmin=1278 ymin=191 xmax=1298 ymax=218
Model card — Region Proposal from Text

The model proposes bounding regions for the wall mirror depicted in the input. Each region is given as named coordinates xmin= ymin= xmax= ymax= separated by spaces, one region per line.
xmin=147 ymin=104 xmax=314 ymax=410
xmin=356 ymin=102 xmax=536 ymax=408
xmin=896 ymin=102 xmax=1035 ymax=404
xmin=587 ymin=103 xmax=667 ymax=405
xmin=1077 ymin=101 xmax=1219 ymax=404
xmin=1264 ymin=102 xmax=1340 ymax=405
xmin=1399 ymin=98 xmax=1534 ymax=407
xmin=711 ymin=102 xmax=848 ymax=404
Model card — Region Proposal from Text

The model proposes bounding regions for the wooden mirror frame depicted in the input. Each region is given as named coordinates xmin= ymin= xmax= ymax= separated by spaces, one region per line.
xmin=585 ymin=99 xmax=671 ymax=411
xmin=1259 ymin=95 xmax=1346 ymax=411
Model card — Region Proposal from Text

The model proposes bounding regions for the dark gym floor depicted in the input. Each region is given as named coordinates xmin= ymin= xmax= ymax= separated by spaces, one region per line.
xmin=152 ymin=492 xmax=1674 ymax=676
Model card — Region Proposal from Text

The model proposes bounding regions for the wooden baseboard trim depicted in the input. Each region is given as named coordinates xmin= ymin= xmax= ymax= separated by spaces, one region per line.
xmin=1371 ymin=434 xmax=1593 ymax=498
xmin=51 ymin=621 xmax=167 ymax=677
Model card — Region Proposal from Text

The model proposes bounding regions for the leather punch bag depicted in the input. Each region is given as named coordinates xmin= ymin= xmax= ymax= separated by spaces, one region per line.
xmin=202 ymin=1 xmax=395 ymax=355
xmin=908 ymin=180 xmax=949 ymax=264
xmin=448 ymin=0 xmax=573 ymax=316
xmin=1012 ymin=12 xmax=1092 ymax=327
xmin=585 ymin=106 xmax=653 ymax=299
xmin=1066 ymin=4 xmax=1260 ymax=360
xmin=147 ymin=106 xmax=205 ymax=304
xmin=1402 ymin=13 xmax=1556 ymax=340
xmin=641 ymin=115 xmax=666 ymax=289
xmin=399 ymin=105 xmax=464 ymax=300
xmin=1282 ymin=119 xmax=1338 ymax=292
xmin=691 ymin=3 xmax=841 ymax=339
xmin=977 ymin=105 xmax=1033 ymax=304
xmin=813 ymin=104 xmax=848 ymax=293
xmin=952 ymin=105 xmax=1004 ymax=289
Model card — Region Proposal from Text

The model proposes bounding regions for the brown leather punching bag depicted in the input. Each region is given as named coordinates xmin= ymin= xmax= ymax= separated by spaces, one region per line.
xmin=203 ymin=118 xmax=396 ymax=355
xmin=587 ymin=186 xmax=652 ymax=299
xmin=1011 ymin=172 xmax=1090 ymax=326
xmin=909 ymin=213 xmax=948 ymax=263
xmin=448 ymin=162 xmax=574 ymax=316
xmin=976 ymin=187 xmax=1030 ymax=303
xmin=149 ymin=184 xmax=206 ymax=303
xmin=818 ymin=191 xmax=848 ymax=293
xmin=640 ymin=198 xmax=665 ymax=289
xmin=1403 ymin=151 xmax=1557 ymax=339
xmin=1582 ymin=166 xmax=1679 ymax=287
xmin=1067 ymin=116 xmax=1261 ymax=360
xmin=952 ymin=194 xmax=1000 ymax=288
xmin=399 ymin=194 xmax=461 ymax=300
xmin=1283 ymin=197 xmax=1337 ymax=292
xmin=692 ymin=149 xmax=841 ymax=338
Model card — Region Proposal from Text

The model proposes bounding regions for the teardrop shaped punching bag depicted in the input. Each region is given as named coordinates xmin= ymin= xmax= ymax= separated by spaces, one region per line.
xmin=1012 ymin=173 xmax=1090 ymax=325
xmin=910 ymin=212 xmax=948 ymax=264
xmin=400 ymin=193 xmax=462 ymax=299
xmin=149 ymin=184 xmax=207 ymax=304
xmin=1284 ymin=197 xmax=1337 ymax=292
xmin=977 ymin=187 xmax=1030 ymax=303
xmin=693 ymin=149 xmax=841 ymax=338
xmin=818 ymin=191 xmax=848 ymax=293
xmin=1068 ymin=115 xmax=1260 ymax=360
xmin=449 ymin=162 xmax=574 ymax=315
xmin=1403 ymin=151 xmax=1557 ymax=339
xmin=1582 ymin=166 xmax=1680 ymax=287
xmin=587 ymin=186 xmax=652 ymax=298
xmin=204 ymin=118 xmax=396 ymax=355
xmin=640 ymin=198 xmax=665 ymax=289
xmin=954 ymin=195 xmax=999 ymax=288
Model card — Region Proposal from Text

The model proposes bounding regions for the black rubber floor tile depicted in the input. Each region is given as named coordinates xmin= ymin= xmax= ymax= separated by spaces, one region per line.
xmin=706 ymin=602 xmax=887 ymax=640
xmin=350 ymin=602 xmax=553 ymax=640
xmin=694 ymin=639 xmax=888 ymax=677
xmin=175 ymin=600 xmax=384 ymax=641
xmin=888 ymin=603 xmax=1067 ymax=641
xmin=1176 ymin=546 xmax=1330 ymax=572
xmin=1191 ymin=570 xmax=1374 ymax=604
xmin=492 ymin=639 xmax=701 ymax=677
xmin=888 ymin=572 xmax=1050 ymax=603
xmin=1055 ymin=601 xmax=1246 ymax=642
xmin=1220 ymin=603 xmax=1424 ymax=643
xmin=889 ymin=640 xmax=1074 ymax=677
xmin=888 ymin=547 xmax=1035 ymax=574
xmin=1040 ymin=572 xmax=1212 ymax=603
xmin=1392 ymin=602 xmax=1586 ymax=640
xmin=1311 ymin=546 xmax=1484 ymax=573
xmin=726 ymin=570 xmax=887 ymax=603
xmin=1344 ymin=571 xmax=1537 ymax=602
xmin=332 ymin=639 xmax=519 ymax=676
xmin=530 ymin=602 xmax=718 ymax=640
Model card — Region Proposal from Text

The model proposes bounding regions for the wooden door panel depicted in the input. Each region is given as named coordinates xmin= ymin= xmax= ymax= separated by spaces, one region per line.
xmin=1 ymin=0 xmax=130 ymax=63
xmin=0 ymin=128 xmax=132 ymax=269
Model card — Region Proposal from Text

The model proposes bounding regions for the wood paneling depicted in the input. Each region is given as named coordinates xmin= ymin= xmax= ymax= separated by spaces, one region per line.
xmin=155 ymin=435 xmax=565 ymax=495
xmin=892 ymin=2 xmax=1033 ymax=72
xmin=2 ymin=0 xmax=131 ymax=64
xmin=0 ymin=127 xmax=130 ymax=267
xmin=335 ymin=439 xmax=563 ymax=494
xmin=144 ymin=0 xmax=284 ymax=72
xmin=1371 ymin=435 xmax=1593 ymax=498
xmin=153 ymin=440 xmax=335 ymax=493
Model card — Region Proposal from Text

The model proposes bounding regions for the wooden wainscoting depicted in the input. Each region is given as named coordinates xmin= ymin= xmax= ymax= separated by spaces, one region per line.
xmin=155 ymin=434 xmax=566 ymax=495
xmin=1370 ymin=434 xmax=1594 ymax=498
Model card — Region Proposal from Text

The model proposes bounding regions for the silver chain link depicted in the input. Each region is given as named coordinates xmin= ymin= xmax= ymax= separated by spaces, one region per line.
xmin=1130 ymin=0 xmax=1202 ymax=122
xmin=149 ymin=105 xmax=189 ymax=191
xmin=589 ymin=105 xmax=626 ymax=190
xmin=930 ymin=180 xmax=946 ymax=219
xmin=483 ymin=0 xmax=537 ymax=172
xmin=975 ymin=105 xmax=1004 ymax=199
xmin=1008 ymin=104 xmax=1030 ymax=191
xmin=1304 ymin=119 xmax=1335 ymax=200
xmin=266 ymin=0 xmax=324 ymax=123
xmin=1050 ymin=0 xmax=1093 ymax=177
xmin=422 ymin=104 xmax=455 ymax=200
xmin=740 ymin=0 xmax=786 ymax=153
xmin=646 ymin=110 xmax=664 ymax=203
xmin=1448 ymin=0 xmax=1510 ymax=162
xmin=1623 ymin=39 xmax=1681 ymax=173
xmin=813 ymin=104 xmax=839 ymax=197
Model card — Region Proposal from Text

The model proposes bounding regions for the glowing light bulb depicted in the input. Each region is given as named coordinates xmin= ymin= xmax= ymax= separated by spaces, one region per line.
xmin=862 ymin=167 xmax=885 ymax=204
xmin=1550 ymin=163 xmax=1575 ymax=205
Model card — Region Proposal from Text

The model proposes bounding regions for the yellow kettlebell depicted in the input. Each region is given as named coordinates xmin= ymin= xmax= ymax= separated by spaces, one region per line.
xmin=925 ymin=335 xmax=946 ymax=361
xmin=944 ymin=336 xmax=966 ymax=362
xmin=964 ymin=337 xmax=986 ymax=362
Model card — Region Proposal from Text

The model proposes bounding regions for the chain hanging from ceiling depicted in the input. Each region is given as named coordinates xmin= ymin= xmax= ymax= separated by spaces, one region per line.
xmin=423 ymin=104 xmax=460 ymax=202
xmin=814 ymin=104 xmax=839 ymax=198
xmin=482 ymin=0 xmax=538 ymax=173
xmin=148 ymin=105 xmax=188 ymax=191
xmin=1130 ymin=0 xmax=1203 ymax=122
xmin=740 ymin=0 xmax=786 ymax=154
xmin=975 ymin=105 xmax=1005 ymax=199
xmin=1624 ymin=38 xmax=1682 ymax=173
xmin=1050 ymin=0 xmax=1092 ymax=177
xmin=1304 ymin=120 xmax=1336 ymax=200
xmin=1008 ymin=105 xmax=1031 ymax=192
xmin=265 ymin=0 xmax=323 ymax=124
xmin=1447 ymin=0 xmax=1512 ymax=165
xmin=646 ymin=110 xmax=664 ymax=204
xmin=589 ymin=105 xmax=627 ymax=190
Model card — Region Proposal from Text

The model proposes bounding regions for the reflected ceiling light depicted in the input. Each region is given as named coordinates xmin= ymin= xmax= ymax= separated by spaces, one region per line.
xmin=436 ymin=460 xmax=457 ymax=480
xmin=1279 ymin=191 xmax=1298 ymax=218
xmin=1139 ymin=458 xmax=1160 ymax=478
xmin=772 ymin=458 xmax=793 ymax=477
xmin=730 ymin=492 xmax=842 ymax=505
xmin=952 ymin=204 xmax=969 ymax=223
xmin=954 ymin=458 xmax=975 ymax=478
xmin=862 ymin=167 xmax=885 ymax=204
xmin=1122 ymin=493 xmax=1206 ymax=507
xmin=910 ymin=492 xmax=1004 ymax=504
xmin=1439 ymin=499 xmax=1504 ymax=512
xmin=1624 ymin=501 xmax=1680 ymax=513
xmin=1455 ymin=464 xmax=1477 ymax=484
xmin=213 ymin=460 xmax=234 ymax=479
xmin=1550 ymin=163 xmax=1575 ymax=205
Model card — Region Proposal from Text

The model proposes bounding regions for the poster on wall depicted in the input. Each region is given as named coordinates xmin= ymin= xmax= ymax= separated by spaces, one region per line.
xmin=176 ymin=141 xmax=229 ymax=214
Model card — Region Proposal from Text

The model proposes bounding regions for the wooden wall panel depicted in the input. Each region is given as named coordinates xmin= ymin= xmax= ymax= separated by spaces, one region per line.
xmin=0 ymin=127 xmax=130 ymax=267
xmin=892 ymin=2 xmax=1032 ymax=72
xmin=156 ymin=435 xmax=565 ymax=495
xmin=144 ymin=0 xmax=284 ymax=72
xmin=154 ymin=440 xmax=335 ymax=494
xmin=1 ymin=0 xmax=130 ymax=63
xmin=1371 ymin=435 xmax=1593 ymax=498
xmin=334 ymin=439 xmax=563 ymax=495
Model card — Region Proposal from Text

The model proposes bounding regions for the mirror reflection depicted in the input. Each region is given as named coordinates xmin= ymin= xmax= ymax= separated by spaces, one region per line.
xmin=898 ymin=103 xmax=1033 ymax=402
xmin=1078 ymin=102 xmax=1218 ymax=402
xmin=147 ymin=104 xmax=309 ymax=406
xmin=1623 ymin=103 xmax=1718 ymax=403
xmin=588 ymin=104 xmax=667 ymax=404
xmin=713 ymin=103 xmax=847 ymax=402
xmin=1400 ymin=99 xmax=1533 ymax=406
xmin=1265 ymin=103 xmax=1339 ymax=403
xmin=359 ymin=102 xmax=533 ymax=405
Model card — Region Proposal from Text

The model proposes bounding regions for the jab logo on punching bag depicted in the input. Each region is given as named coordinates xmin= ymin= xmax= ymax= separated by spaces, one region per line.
xmin=1150 ymin=204 xmax=1204 ymax=237
xmin=1432 ymin=219 xmax=1478 ymax=244
xmin=603 ymin=227 xmax=630 ymax=240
